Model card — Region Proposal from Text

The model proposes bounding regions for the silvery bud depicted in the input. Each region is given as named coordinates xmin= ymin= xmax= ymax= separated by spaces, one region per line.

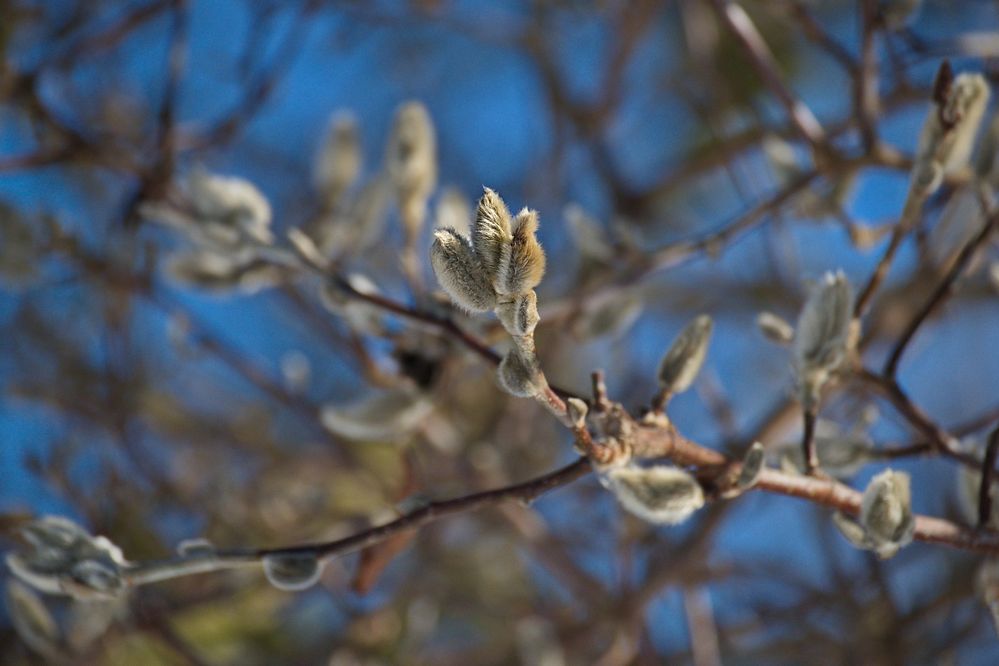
xmin=472 ymin=187 xmax=514 ymax=285
xmin=860 ymin=469 xmax=915 ymax=558
xmin=756 ymin=311 xmax=794 ymax=345
xmin=314 ymin=112 xmax=361 ymax=206
xmin=495 ymin=290 xmax=540 ymax=337
xmin=262 ymin=553 xmax=324 ymax=592
xmin=495 ymin=208 xmax=546 ymax=296
xmin=916 ymin=71 xmax=990 ymax=176
xmin=430 ymin=227 xmax=497 ymax=312
xmin=497 ymin=345 xmax=543 ymax=398
xmin=657 ymin=315 xmax=713 ymax=395
xmin=737 ymin=442 xmax=765 ymax=489
xmin=793 ymin=271 xmax=854 ymax=409
xmin=604 ymin=465 xmax=705 ymax=525
xmin=386 ymin=101 xmax=437 ymax=239
xmin=187 ymin=167 xmax=273 ymax=245
xmin=566 ymin=398 xmax=589 ymax=429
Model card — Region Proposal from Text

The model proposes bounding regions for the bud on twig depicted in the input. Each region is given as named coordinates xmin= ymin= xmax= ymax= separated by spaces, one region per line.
xmin=756 ymin=311 xmax=794 ymax=345
xmin=656 ymin=315 xmax=713 ymax=405
xmin=566 ymin=397 xmax=589 ymax=429
xmin=314 ymin=112 xmax=361 ymax=207
xmin=495 ymin=291 xmax=541 ymax=337
xmin=430 ymin=228 xmax=497 ymax=312
xmin=497 ymin=344 xmax=544 ymax=398
xmin=387 ymin=101 xmax=437 ymax=240
xmin=604 ymin=465 xmax=705 ymax=525
xmin=495 ymin=208 xmax=546 ymax=296
xmin=859 ymin=469 xmax=915 ymax=559
xmin=472 ymin=188 xmax=514 ymax=286
xmin=793 ymin=271 xmax=854 ymax=409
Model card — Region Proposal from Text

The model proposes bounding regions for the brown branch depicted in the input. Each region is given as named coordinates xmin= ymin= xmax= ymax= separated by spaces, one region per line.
xmin=979 ymin=426 xmax=999 ymax=528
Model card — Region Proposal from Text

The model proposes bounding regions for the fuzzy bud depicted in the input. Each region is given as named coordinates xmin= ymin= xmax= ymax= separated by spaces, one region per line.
xmin=262 ymin=553 xmax=324 ymax=592
xmin=793 ymin=271 xmax=854 ymax=409
xmin=737 ymin=442 xmax=765 ymax=489
xmin=386 ymin=102 xmax=437 ymax=239
xmin=187 ymin=167 xmax=273 ymax=245
xmin=605 ymin=465 xmax=705 ymax=525
xmin=497 ymin=345 xmax=543 ymax=398
xmin=430 ymin=228 xmax=497 ymax=312
xmin=496 ymin=208 xmax=546 ymax=296
xmin=472 ymin=188 xmax=514 ymax=284
xmin=566 ymin=398 xmax=589 ymax=429
xmin=756 ymin=311 xmax=794 ymax=345
xmin=314 ymin=112 xmax=361 ymax=206
xmin=859 ymin=469 xmax=915 ymax=558
xmin=495 ymin=290 xmax=540 ymax=337
xmin=916 ymin=71 xmax=990 ymax=176
xmin=658 ymin=315 xmax=713 ymax=395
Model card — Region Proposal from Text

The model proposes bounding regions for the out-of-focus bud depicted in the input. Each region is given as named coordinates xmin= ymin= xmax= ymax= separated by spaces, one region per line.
xmin=187 ymin=167 xmax=273 ymax=245
xmin=566 ymin=398 xmax=589 ymax=429
xmin=176 ymin=538 xmax=217 ymax=558
xmin=495 ymin=208 xmax=546 ymax=296
xmin=430 ymin=228 xmax=497 ymax=312
xmin=472 ymin=188 xmax=513 ymax=284
xmin=166 ymin=248 xmax=287 ymax=294
xmin=262 ymin=553 xmax=324 ymax=592
xmin=604 ymin=465 xmax=705 ymax=525
xmin=495 ymin=290 xmax=540 ymax=337
xmin=386 ymin=101 xmax=436 ymax=241
xmin=737 ymin=442 xmax=765 ymax=489
xmin=497 ymin=345 xmax=543 ymax=398
xmin=880 ymin=0 xmax=922 ymax=30
xmin=859 ymin=469 xmax=915 ymax=559
xmin=793 ymin=271 xmax=854 ymax=409
xmin=564 ymin=204 xmax=614 ymax=262
xmin=314 ymin=112 xmax=361 ymax=207
xmin=757 ymin=311 xmax=795 ymax=345
xmin=657 ymin=315 xmax=713 ymax=396
xmin=916 ymin=70 xmax=990 ymax=179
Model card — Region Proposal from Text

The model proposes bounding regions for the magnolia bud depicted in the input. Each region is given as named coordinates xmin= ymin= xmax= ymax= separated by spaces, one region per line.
xmin=495 ymin=208 xmax=546 ymax=296
xmin=658 ymin=315 xmax=713 ymax=395
xmin=386 ymin=102 xmax=436 ymax=240
xmin=756 ymin=311 xmax=794 ymax=345
xmin=497 ymin=346 xmax=543 ymax=398
xmin=262 ymin=553 xmax=324 ymax=592
xmin=793 ymin=271 xmax=854 ymax=409
xmin=430 ymin=228 xmax=497 ymax=312
xmin=472 ymin=188 xmax=513 ymax=284
xmin=916 ymin=71 xmax=990 ymax=176
xmin=314 ymin=112 xmax=361 ymax=206
xmin=495 ymin=290 xmax=540 ymax=337
xmin=737 ymin=442 xmax=765 ymax=489
xmin=566 ymin=398 xmax=589 ymax=428
xmin=605 ymin=465 xmax=705 ymax=525
xmin=859 ymin=469 xmax=915 ymax=558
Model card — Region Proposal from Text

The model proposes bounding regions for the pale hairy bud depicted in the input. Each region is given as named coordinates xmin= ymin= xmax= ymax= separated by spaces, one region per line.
xmin=472 ymin=187 xmax=513 ymax=284
xmin=737 ymin=442 xmax=765 ymax=489
xmin=566 ymin=398 xmax=589 ymax=429
xmin=917 ymin=72 xmax=991 ymax=175
xmin=496 ymin=208 xmax=546 ymax=296
xmin=187 ymin=167 xmax=273 ymax=245
xmin=314 ymin=112 xmax=361 ymax=205
xmin=564 ymin=204 xmax=613 ymax=262
xmin=756 ymin=311 xmax=794 ymax=345
xmin=262 ymin=553 xmax=324 ymax=592
xmin=793 ymin=271 xmax=854 ymax=409
xmin=658 ymin=315 xmax=713 ymax=395
xmin=605 ymin=465 xmax=705 ymax=525
xmin=387 ymin=101 xmax=437 ymax=239
xmin=287 ymin=227 xmax=329 ymax=269
xmin=860 ymin=469 xmax=915 ymax=558
xmin=497 ymin=345 xmax=543 ymax=398
xmin=495 ymin=290 xmax=540 ymax=337
xmin=430 ymin=227 xmax=497 ymax=312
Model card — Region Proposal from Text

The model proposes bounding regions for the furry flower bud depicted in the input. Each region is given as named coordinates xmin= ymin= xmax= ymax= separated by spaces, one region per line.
xmin=658 ymin=315 xmax=713 ymax=395
xmin=756 ymin=311 xmax=794 ymax=345
xmin=495 ymin=290 xmax=540 ymax=337
xmin=187 ymin=167 xmax=273 ymax=245
xmin=497 ymin=345 xmax=543 ymax=398
xmin=860 ymin=469 xmax=915 ymax=558
xmin=496 ymin=208 xmax=546 ymax=296
xmin=605 ymin=465 xmax=705 ymax=525
xmin=430 ymin=228 xmax=497 ymax=312
xmin=314 ymin=112 xmax=361 ymax=206
xmin=917 ymin=71 xmax=990 ymax=176
xmin=472 ymin=188 xmax=514 ymax=284
xmin=263 ymin=553 xmax=324 ymax=592
xmin=793 ymin=271 xmax=854 ymax=409
xmin=386 ymin=102 xmax=437 ymax=239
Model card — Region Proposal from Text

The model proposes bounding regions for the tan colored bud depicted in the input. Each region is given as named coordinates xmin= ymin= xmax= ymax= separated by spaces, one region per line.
xmin=566 ymin=398 xmax=589 ymax=428
xmin=497 ymin=346 xmax=543 ymax=398
xmin=387 ymin=101 xmax=437 ymax=239
xmin=605 ymin=465 xmax=704 ymax=525
xmin=314 ymin=112 xmax=361 ymax=205
xmin=472 ymin=187 xmax=513 ymax=282
xmin=756 ymin=311 xmax=794 ymax=345
xmin=495 ymin=290 xmax=540 ymax=337
xmin=430 ymin=228 xmax=497 ymax=312
xmin=658 ymin=315 xmax=713 ymax=395
xmin=496 ymin=208 xmax=546 ymax=296
xmin=859 ymin=469 xmax=914 ymax=559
